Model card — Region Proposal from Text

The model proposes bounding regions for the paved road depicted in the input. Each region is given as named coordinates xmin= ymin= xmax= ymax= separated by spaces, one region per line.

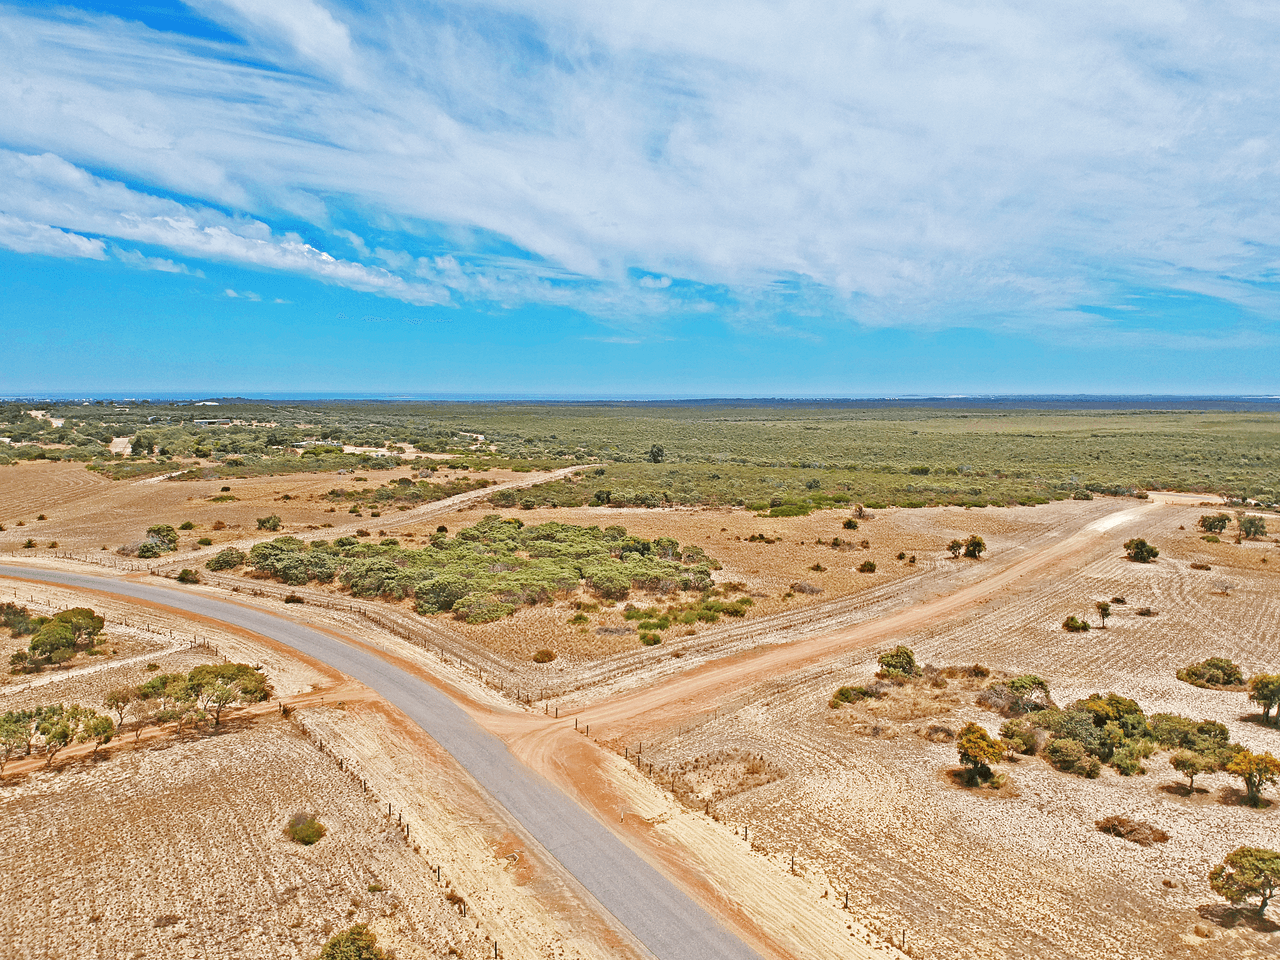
xmin=1 ymin=566 xmax=763 ymax=960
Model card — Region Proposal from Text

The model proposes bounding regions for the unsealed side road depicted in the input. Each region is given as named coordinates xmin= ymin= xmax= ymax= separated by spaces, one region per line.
xmin=0 ymin=565 xmax=762 ymax=960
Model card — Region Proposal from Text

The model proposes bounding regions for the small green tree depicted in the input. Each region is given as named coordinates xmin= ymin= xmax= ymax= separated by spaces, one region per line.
xmin=316 ymin=923 xmax=386 ymax=960
xmin=1226 ymin=749 xmax=1280 ymax=806
xmin=648 ymin=444 xmax=664 ymax=464
xmin=0 ymin=716 xmax=27 ymax=773
xmin=957 ymin=722 xmax=1003 ymax=784
xmin=1250 ymin=674 xmax=1280 ymax=724
xmin=1171 ymin=749 xmax=1219 ymax=791
xmin=1209 ymin=847 xmax=1280 ymax=915
xmin=103 ymin=686 xmax=137 ymax=728
xmin=83 ymin=713 xmax=114 ymax=757
xmin=1124 ymin=538 xmax=1158 ymax=562
xmin=1199 ymin=513 xmax=1231 ymax=534
xmin=1094 ymin=601 xmax=1111 ymax=627
xmin=1239 ymin=515 xmax=1268 ymax=540
xmin=963 ymin=534 xmax=986 ymax=559
xmin=947 ymin=539 xmax=964 ymax=558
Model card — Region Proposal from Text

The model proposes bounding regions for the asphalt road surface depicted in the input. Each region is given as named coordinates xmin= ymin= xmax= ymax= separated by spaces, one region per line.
xmin=2 ymin=566 xmax=764 ymax=960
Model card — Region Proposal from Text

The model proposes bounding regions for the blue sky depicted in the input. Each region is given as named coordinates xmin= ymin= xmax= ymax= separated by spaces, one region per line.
xmin=2 ymin=1 xmax=1279 ymax=397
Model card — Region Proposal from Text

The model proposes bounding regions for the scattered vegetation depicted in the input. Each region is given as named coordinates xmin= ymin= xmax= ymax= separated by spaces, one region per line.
xmin=239 ymin=516 xmax=718 ymax=625
xmin=0 ymin=704 xmax=114 ymax=770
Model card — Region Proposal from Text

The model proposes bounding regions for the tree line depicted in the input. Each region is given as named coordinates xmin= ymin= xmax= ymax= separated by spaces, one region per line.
xmin=0 ymin=663 xmax=272 ymax=773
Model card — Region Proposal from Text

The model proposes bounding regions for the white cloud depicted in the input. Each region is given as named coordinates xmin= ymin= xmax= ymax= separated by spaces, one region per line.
xmin=1 ymin=3 xmax=1280 ymax=329
xmin=112 ymin=246 xmax=203 ymax=275
xmin=0 ymin=213 xmax=105 ymax=259
xmin=224 ymin=287 xmax=260 ymax=300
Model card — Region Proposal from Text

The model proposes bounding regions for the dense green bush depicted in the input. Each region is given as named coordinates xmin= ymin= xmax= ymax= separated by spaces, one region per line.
xmin=1124 ymin=538 xmax=1158 ymax=562
xmin=1199 ymin=513 xmax=1230 ymax=534
xmin=1062 ymin=616 xmax=1090 ymax=632
xmin=1177 ymin=657 xmax=1246 ymax=689
xmin=316 ymin=923 xmax=386 ymax=960
xmin=877 ymin=645 xmax=920 ymax=678
xmin=1044 ymin=738 xmax=1102 ymax=777
xmin=146 ymin=524 xmax=179 ymax=552
xmin=205 ymin=547 xmax=247 ymax=571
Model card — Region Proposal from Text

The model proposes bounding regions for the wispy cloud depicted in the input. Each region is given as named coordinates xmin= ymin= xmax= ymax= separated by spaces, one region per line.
xmin=0 ymin=149 xmax=451 ymax=305
xmin=2 ymin=2 xmax=1280 ymax=334
xmin=112 ymin=246 xmax=204 ymax=275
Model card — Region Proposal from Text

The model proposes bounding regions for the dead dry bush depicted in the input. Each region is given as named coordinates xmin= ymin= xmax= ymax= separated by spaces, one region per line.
xmin=1095 ymin=816 xmax=1170 ymax=847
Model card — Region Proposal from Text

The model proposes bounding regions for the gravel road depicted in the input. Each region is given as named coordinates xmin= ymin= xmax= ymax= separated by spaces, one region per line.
xmin=0 ymin=565 xmax=763 ymax=960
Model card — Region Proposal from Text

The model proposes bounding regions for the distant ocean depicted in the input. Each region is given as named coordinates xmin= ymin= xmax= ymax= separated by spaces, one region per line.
xmin=7 ymin=393 xmax=1280 ymax=411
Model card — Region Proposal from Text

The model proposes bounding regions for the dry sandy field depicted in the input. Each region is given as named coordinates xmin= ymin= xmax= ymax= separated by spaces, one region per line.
xmin=2 ymin=460 xmax=1279 ymax=960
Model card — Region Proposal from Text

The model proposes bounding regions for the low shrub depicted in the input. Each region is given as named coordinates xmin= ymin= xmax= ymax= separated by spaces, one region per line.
xmin=1044 ymin=738 xmax=1102 ymax=777
xmin=316 ymin=924 xmax=386 ymax=960
xmin=196 ymin=537 xmax=213 ymax=546
xmin=532 ymin=648 xmax=556 ymax=663
xmin=176 ymin=569 xmax=200 ymax=584
xmin=830 ymin=684 xmax=883 ymax=708
xmin=178 ymin=521 xmax=195 ymax=530
xmin=858 ymin=560 xmax=877 ymax=573
xmin=1190 ymin=562 xmax=1211 ymax=571
xmin=999 ymin=718 xmax=1040 ymax=754
xmin=284 ymin=813 xmax=326 ymax=845
xmin=1062 ymin=615 xmax=1090 ymax=633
